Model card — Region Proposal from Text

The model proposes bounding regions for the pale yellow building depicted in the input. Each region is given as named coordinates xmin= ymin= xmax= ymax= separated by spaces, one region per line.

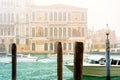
xmin=0 ymin=0 xmax=87 ymax=54
xmin=30 ymin=4 xmax=87 ymax=54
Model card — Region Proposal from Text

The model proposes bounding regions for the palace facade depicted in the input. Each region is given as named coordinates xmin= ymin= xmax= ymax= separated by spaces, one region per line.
xmin=0 ymin=0 xmax=87 ymax=54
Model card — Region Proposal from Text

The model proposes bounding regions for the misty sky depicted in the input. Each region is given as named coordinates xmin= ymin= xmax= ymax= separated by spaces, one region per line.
xmin=35 ymin=0 xmax=120 ymax=37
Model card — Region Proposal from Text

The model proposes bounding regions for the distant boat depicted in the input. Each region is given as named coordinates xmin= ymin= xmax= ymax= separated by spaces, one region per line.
xmin=65 ymin=58 xmax=120 ymax=77
xmin=110 ymin=48 xmax=120 ymax=53
xmin=89 ymin=48 xmax=120 ymax=54
xmin=0 ymin=54 xmax=38 ymax=63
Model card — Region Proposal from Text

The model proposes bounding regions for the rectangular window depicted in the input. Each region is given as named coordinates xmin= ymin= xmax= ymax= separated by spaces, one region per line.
xmin=12 ymin=27 xmax=14 ymax=35
xmin=16 ymin=38 xmax=19 ymax=44
xmin=16 ymin=27 xmax=19 ymax=35
xmin=44 ymin=12 xmax=48 ymax=21
xmin=4 ymin=14 xmax=6 ymax=24
xmin=68 ymin=43 xmax=71 ymax=50
xmin=32 ymin=43 xmax=35 ymax=51
xmin=8 ymin=27 xmax=10 ymax=35
xmin=81 ymin=12 xmax=84 ymax=21
xmin=2 ymin=39 xmax=4 ymax=43
xmin=45 ymin=28 xmax=48 ymax=37
xmin=32 ymin=12 xmax=35 ymax=21
xmin=58 ymin=12 xmax=62 ymax=21
xmin=44 ymin=43 xmax=48 ymax=50
xmin=16 ymin=14 xmax=19 ymax=23
xmin=68 ymin=12 xmax=71 ymax=21
xmin=4 ymin=28 xmax=7 ymax=35
xmin=26 ymin=14 xmax=29 ymax=23
xmin=10 ymin=39 xmax=13 ymax=43
xmin=59 ymin=28 xmax=62 ymax=39
xmin=0 ymin=28 xmax=3 ymax=35
xmin=54 ymin=12 xmax=57 ymax=21
xmin=26 ymin=27 xmax=29 ymax=36
xmin=49 ymin=12 xmax=53 ymax=21
xmin=32 ymin=28 xmax=35 ymax=37
xmin=50 ymin=28 xmax=53 ymax=39
xmin=11 ymin=13 xmax=14 ymax=23
xmin=50 ymin=43 xmax=53 ymax=50
xmin=0 ymin=14 xmax=2 ymax=23
xmin=63 ymin=12 xmax=66 ymax=21
xmin=63 ymin=28 xmax=66 ymax=38
xmin=68 ymin=28 xmax=71 ymax=37
xmin=72 ymin=27 xmax=80 ymax=37
xmin=26 ymin=39 xmax=29 ymax=45
xmin=63 ymin=43 xmax=66 ymax=50
xmin=82 ymin=27 xmax=84 ymax=37
xmin=8 ymin=13 xmax=10 ymax=23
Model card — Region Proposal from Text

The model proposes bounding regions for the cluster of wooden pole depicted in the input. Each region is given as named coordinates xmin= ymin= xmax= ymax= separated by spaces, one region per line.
xmin=11 ymin=42 xmax=84 ymax=80
xmin=57 ymin=42 xmax=84 ymax=80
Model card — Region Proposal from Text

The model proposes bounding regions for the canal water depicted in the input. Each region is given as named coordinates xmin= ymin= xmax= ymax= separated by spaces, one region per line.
xmin=0 ymin=54 xmax=120 ymax=80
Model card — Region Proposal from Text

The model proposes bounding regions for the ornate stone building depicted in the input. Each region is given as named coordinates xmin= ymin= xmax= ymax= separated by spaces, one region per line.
xmin=0 ymin=0 xmax=87 ymax=54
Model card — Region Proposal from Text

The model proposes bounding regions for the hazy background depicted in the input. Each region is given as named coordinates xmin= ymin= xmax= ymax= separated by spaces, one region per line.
xmin=35 ymin=0 xmax=120 ymax=37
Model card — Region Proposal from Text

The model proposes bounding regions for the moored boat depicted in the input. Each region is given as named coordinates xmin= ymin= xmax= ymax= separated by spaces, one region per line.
xmin=65 ymin=59 xmax=120 ymax=77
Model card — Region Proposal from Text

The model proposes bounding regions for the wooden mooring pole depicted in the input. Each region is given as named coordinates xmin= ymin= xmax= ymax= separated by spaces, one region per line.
xmin=12 ymin=43 xmax=17 ymax=80
xmin=57 ymin=42 xmax=63 ymax=80
xmin=74 ymin=42 xmax=84 ymax=80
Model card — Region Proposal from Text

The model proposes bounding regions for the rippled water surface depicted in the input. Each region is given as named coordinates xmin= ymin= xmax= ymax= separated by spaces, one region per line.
xmin=0 ymin=54 xmax=120 ymax=80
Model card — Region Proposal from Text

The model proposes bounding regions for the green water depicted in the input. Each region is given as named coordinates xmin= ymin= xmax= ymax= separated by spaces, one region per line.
xmin=0 ymin=57 xmax=120 ymax=80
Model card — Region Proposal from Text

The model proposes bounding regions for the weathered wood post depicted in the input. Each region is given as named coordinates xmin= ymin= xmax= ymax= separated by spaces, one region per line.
xmin=12 ymin=43 xmax=17 ymax=80
xmin=74 ymin=42 xmax=84 ymax=80
xmin=57 ymin=42 xmax=63 ymax=80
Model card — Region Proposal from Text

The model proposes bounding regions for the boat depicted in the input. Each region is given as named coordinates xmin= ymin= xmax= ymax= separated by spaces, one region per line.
xmin=65 ymin=58 xmax=120 ymax=77
xmin=110 ymin=48 xmax=120 ymax=53
xmin=0 ymin=54 xmax=38 ymax=63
